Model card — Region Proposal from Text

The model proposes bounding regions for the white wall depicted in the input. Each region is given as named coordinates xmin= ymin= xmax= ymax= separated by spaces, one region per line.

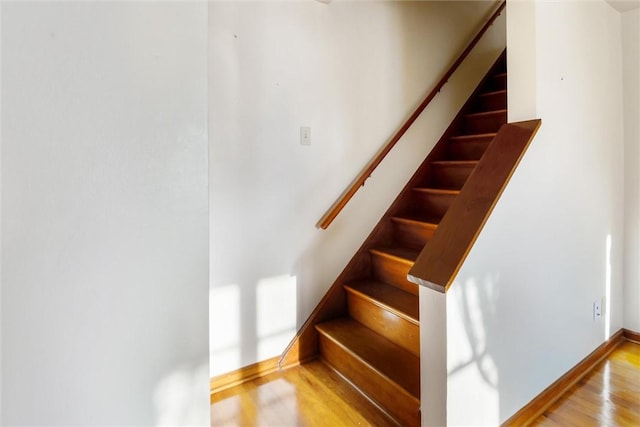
xmin=0 ymin=3 xmax=3 ymax=421
xmin=1 ymin=2 xmax=209 ymax=426
xmin=444 ymin=1 xmax=625 ymax=424
xmin=622 ymin=8 xmax=640 ymax=332
xmin=505 ymin=0 xmax=537 ymax=122
xmin=209 ymin=0 xmax=505 ymax=376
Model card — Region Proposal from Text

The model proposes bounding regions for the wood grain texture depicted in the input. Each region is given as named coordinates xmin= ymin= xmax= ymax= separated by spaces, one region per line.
xmin=408 ymin=119 xmax=542 ymax=293
xmin=370 ymin=247 xmax=419 ymax=295
xmin=463 ymin=109 xmax=508 ymax=133
xmin=344 ymin=280 xmax=419 ymax=323
xmin=430 ymin=161 xmax=478 ymax=189
xmin=502 ymin=329 xmax=625 ymax=427
xmin=316 ymin=318 xmax=420 ymax=426
xmin=411 ymin=187 xmax=460 ymax=219
xmin=624 ymin=328 xmax=640 ymax=343
xmin=211 ymin=360 xmax=399 ymax=427
xmin=532 ymin=339 xmax=640 ymax=427
xmin=345 ymin=280 xmax=419 ymax=355
xmin=316 ymin=318 xmax=420 ymax=397
xmin=317 ymin=0 xmax=506 ymax=230
xmin=447 ymin=133 xmax=496 ymax=160
xmin=210 ymin=356 xmax=280 ymax=395
xmin=391 ymin=216 xmax=438 ymax=248
xmin=212 ymin=334 xmax=639 ymax=426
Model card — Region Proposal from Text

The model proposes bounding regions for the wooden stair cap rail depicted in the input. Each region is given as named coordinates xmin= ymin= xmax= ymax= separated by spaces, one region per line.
xmin=407 ymin=119 xmax=542 ymax=293
xmin=317 ymin=0 xmax=507 ymax=230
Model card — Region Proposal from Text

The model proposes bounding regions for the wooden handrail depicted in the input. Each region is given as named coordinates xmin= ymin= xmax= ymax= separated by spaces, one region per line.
xmin=407 ymin=119 xmax=542 ymax=293
xmin=317 ymin=0 xmax=507 ymax=230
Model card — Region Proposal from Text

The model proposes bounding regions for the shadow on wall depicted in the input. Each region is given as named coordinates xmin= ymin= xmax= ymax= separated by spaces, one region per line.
xmin=154 ymin=359 xmax=210 ymax=426
xmin=448 ymin=233 xmax=616 ymax=423
xmin=210 ymin=275 xmax=298 ymax=377
xmin=448 ymin=274 xmax=502 ymax=421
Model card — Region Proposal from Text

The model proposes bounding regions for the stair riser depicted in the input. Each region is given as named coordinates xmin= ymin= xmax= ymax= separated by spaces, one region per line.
xmin=463 ymin=111 xmax=507 ymax=134
xmin=370 ymin=253 xmax=418 ymax=296
xmin=446 ymin=139 xmax=492 ymax=160
xmin=485 ymin=74 xmax=506 ymax=92
xmin=346 ymin=292 xmax=420 ymax=356
xmin=411 ymin=191 xmax=457 ymax=219
xmin=318 ymin=334 xmax=421 ymax=427
xmin=476 ymin=91 xmax=506 ymax=111
xmin=392 ymin=219 xmax=436 ymax=249
xmin=431 ymin=165 xmax=475 ymax=190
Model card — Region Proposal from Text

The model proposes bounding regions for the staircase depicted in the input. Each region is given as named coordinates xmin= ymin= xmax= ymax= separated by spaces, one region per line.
xmin=282 ymin=52 xmax=508 ymax=426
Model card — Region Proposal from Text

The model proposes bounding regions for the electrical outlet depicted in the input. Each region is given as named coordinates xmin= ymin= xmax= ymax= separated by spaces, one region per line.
xmin=593 ymin=300 xmax=601 ymax=321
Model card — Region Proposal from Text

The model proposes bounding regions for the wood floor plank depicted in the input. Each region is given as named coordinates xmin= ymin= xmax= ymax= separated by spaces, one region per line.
xmin=211 ymin=360 xmax=398 ymax=426
xmin=532 ymin=414 xmax=567 ymax=427
xmin=532 ymin=340 xmax=640 ymax=427
xmin=213 ymin=340 xmax=639 ymax=426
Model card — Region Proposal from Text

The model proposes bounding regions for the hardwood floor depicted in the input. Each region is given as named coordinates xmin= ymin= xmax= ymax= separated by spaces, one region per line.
xmin=211 ymin=339 xmax=640 ymax=426
xmin=533 ymin=340 xmax=640 ymax=427
xmin=210 ymin=360 xmax=398 ymax=426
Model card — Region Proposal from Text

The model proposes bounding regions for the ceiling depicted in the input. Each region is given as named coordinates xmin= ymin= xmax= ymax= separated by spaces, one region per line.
xmin=606 ymin=0 xmax=640 ymax=12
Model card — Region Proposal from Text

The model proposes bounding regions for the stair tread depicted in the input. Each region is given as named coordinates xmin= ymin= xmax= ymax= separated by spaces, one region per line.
xmin=412 ymin=187 xmax=460 ymax=196
xmin=449 ymin=132 xmax=497 ymax=141
xmin=344 ymin=280 xmax=419 ymax=324
xmin=464 ymin=109 xmax=507 ymax=118
xmin=391 ymin=216 xmax=439 ymax=252
xmin=478 ymin=89 xmax=507 ymax=97
xmin=431 ymin=160 xmax=478 ymax=167
xmin=391 ymin=215 xmax=440 ymax=227
xmin=316 ymin=318 xmax=420 ymax=399
xmin=369 ymin=246 xmax=420 ymax=263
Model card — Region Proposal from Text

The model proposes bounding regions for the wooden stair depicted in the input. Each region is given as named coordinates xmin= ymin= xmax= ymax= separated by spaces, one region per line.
xmin=282 ymin=52 xmax=508 ymax=426
xmin=317 ymin=319 xmax=421 ymax=427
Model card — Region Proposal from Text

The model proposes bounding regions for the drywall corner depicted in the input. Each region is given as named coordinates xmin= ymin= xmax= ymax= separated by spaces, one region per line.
xmin=622 ymin=8 xmax=640 ymax=331
xmin=0 ymin=1 xmax=3 ymax=421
